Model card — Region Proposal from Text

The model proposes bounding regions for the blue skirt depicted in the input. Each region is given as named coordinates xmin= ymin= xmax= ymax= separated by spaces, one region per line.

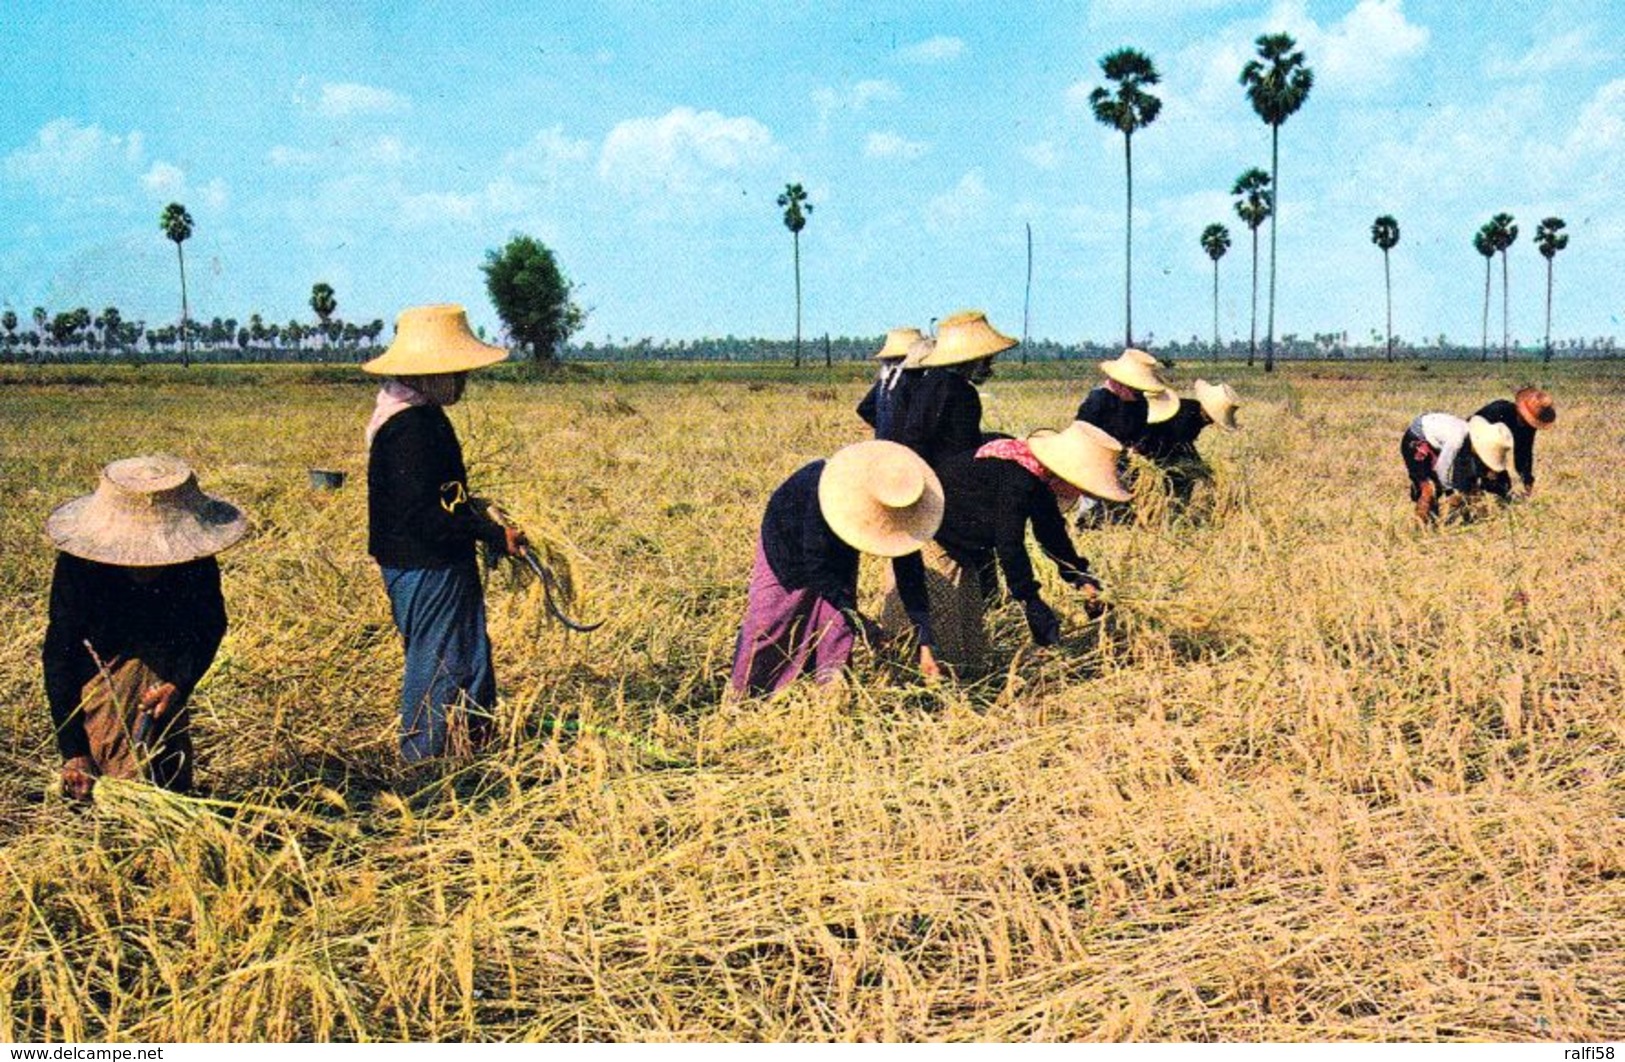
xmin=380 ymin=560 xmax=496 ymax=763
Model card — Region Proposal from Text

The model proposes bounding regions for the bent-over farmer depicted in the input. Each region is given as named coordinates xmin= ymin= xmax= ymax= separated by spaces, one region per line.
xmin=42 ymin=455 xmax=246 ymax=799
xmin=731 ymin=440 xmax=945 ymax=695
xmin=1472 ymin=386 xmax=1555 ymax=497
xmin=1132 ymin=379 xmax=1241 ymax=502
xmin=365 ymin=304 xmax=526 ymax=762
xmin=1401 ymin=412 xmax=1514 ymax=525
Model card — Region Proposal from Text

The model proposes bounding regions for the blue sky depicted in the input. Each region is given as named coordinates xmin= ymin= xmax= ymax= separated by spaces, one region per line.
xmin=2 ymin=0 xmax=1622 ymax=349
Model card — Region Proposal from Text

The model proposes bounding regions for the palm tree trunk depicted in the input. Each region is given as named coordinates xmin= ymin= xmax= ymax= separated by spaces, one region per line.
xmin=1124 ymin=133 xmax=1134 ymax=349
xmin=1500 ymin=250 xmax=1510 ymax=362
xmin=1543 ymin=257 xmax=1554 ymax=364
xmin=1264 ymin=125 xmax=1278 ymax=373
xmin=1212 ymin=258 xmax=1220 ymax=360
xmin=1481 ymin=257 xmax=1491 ymax=361
xmin=1384 ymin=249 xmax=1393 ymax=361
xmin=1248 ymin=227 xmax=1258 ymax=368
xmin=176 ymin=241 xmax=191 ymax=369
xmin=793 ymin=230 xmax=802 ymax=369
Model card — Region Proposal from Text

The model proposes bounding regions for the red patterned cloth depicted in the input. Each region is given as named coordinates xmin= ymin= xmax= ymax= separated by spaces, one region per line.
xmin=975 ymin=438 xmax=1081 ymax=508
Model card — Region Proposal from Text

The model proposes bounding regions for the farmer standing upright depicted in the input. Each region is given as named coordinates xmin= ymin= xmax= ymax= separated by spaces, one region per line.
xmin=856 ymin=327 xmax=924 ymax=440
xmin=365 ymin=304 xmax=525 ymax=762
xmin=893 ymin=310 xmax=1017 ymax=469
xmin=42 ymin=455 xmax=246 ymax=799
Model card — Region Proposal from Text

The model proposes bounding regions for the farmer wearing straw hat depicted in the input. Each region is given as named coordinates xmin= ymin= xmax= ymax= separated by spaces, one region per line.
xmin=364 ymin=304 xmax=526 ymax=762
xmin=1401 ymin=412 xmax=1515 ymax=525
xmin=1075 ymin=348 xmax=1179 ymax=448
xmin=857 ymin=327 xmax=924 ymax=439
xmin=881 ymin=421 xmax=1129 ymax=675
xmin=1131 ymin=379 xmax=1241 ymax=502
xmin=42 ymin=455 xmax=246 ymax=799
xmin=731 ymin=440 xmax=945 ymax=695
xmin=893 ymin=311 xmax=1017 ymax=469
xmin=1472 ymin=387 xmax=1556 ymax=497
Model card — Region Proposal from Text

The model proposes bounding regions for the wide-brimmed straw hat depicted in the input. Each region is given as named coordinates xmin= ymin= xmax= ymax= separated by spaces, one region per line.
xmin=817 ymin=440 xmax=945 ymax=557
xmin=901 ymin=337 xmax=936 ymax=369
xmin=1194 ymin=379 xmax=1241 ymax=431
xmin=917 ymin=310 xmax=1018 ymax=368
xmin=1028 ymin=422 xmax=1132 ymax=503
xmin=361 ymin=304 xmax=508 ymax=376
xmin=1099 ymin=348 xmax=1170 ymax=392
xmin=1145 ymin=388 xmax=1181 ymax=424
xmin=874 ymin=327 xmax=924 ymax=362
xmin=1467 ymin=415 xmax=1514 ymax=473
xmin=1515 ymin=387 xmax=1556 ymax=429
xmin=45 ymin=455 xmax=247 ymax=567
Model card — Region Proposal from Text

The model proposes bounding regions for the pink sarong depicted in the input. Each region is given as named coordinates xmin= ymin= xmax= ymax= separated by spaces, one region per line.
xmin=729 ymin=541 xmax=856 ymax=696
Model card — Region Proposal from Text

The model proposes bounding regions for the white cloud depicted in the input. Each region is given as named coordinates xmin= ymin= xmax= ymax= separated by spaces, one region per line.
xmin=925 ymin=170 xmax=991 ymax=233
xmin=598 ymin=107 xmax=778 ymax=204
xmin=852 ymin=79 xmax=901 ymax=107
xmin=140 ymin=161 xmax=185 ymax=197
xmin=509 ymin=125 xmax=594 ymax=168
xmin=1023 ymin=141 xmax=1062 ymax=170
xmin=865 ymin=131 xmax=928 ymax=160
xmin=1568 ymin=78 xmax=1625 ymax=154
xmin=3 ymin=119 xmax=144 ymax=192
xmin=812 ymin=79 xmax=901 ymax=129
xmin=312 ymin=81 xmax=409 ymax=118
xmin=1489 ymin=28 xmax=1610 ymax=80
xmin=268 ymin=144 xmax=320 ymax=168
xmin=898 ymin=36 xmax=965 ymax=63
xmin=1269 ymin=0 xmax=1429 ymax=95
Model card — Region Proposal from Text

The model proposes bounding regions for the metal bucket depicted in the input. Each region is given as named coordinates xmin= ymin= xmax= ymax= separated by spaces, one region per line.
xmin=308 ymin=468 xmax=346 ymax=490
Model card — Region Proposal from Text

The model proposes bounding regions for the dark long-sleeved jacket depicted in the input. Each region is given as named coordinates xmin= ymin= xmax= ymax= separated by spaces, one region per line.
xmin=368 ymin=405 xmax=507 ymax=569
xmin=1473 ymin=399 xmax=1538 ymax=488
xmin=760 ymin=461 xmax=933 ymax=645
xmin=893 ymin=369 xmax=983 ymax=467
xmin=932 ymin=452 xmax=1091 ymax=604
xmin=42 ymin=554 xmax=226 ymax=761
xmin=856 ymin=365 xmax=918 ymax=440
xmin=1134 ymin=398 xmax=1208 ymax=463
xmin=1075 ymin=385 xmax=1148 ymax=447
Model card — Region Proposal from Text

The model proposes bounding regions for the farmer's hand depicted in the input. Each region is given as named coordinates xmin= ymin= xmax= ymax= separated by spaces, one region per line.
xmin=1023 ymin=598 xmax=1062 ymax=647
xmin=61 ymin=756 xmax=97 ymax=801
xmin=918 ymin=644 xmax=943 ymax=682
xmin=1522 ymin=480 xmax=1535 ymax=498
xmin=140 ymin=681 xmax=178 ymax=720
xmin=503 ymin=525 xmax=529 ymax=558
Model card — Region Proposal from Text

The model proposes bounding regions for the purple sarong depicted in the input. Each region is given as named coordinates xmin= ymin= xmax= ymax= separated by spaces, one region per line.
xmin=729 ymin=541 xmax=856 ymax=696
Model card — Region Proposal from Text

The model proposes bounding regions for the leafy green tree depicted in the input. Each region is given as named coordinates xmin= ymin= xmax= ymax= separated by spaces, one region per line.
xmin=1241 ymin=32 xmax=1313 ymax=373
xmin=1089 ymin=47 xmax=1162 ymax=348
xmin=1370 ymin=215 xmax=1400 ymax=361
xmin=1 ymin=310 xmax=16 ymax=354
xmin=159 ymin=202 xmax=194 ymax=366
xmin=96 ymin=306 xmax=123 ymax=354
xmin=1200 ymin=223 xmax=1231 ymax=358
xmin=776 ymin=183 xmax=813 ymax=368
xmin=1487 ymin=212 xmax=1518 ymax=361
xmin=310 ymin=281 xmax=337 ymax=351
xmin=481 ymin=234 xmax=585 ymax=365
xmin=1231 ymin=167 xmax=1273 ymax=367
xmin=1535 ymin=216 xmax=1569 ymax=363
xmin=1473 ymin=225 xmax=1496 ymax=361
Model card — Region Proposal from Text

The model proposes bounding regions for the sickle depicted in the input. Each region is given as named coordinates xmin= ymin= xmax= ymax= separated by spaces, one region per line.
xmin=518 ymin=548 xmax=605 ymax=633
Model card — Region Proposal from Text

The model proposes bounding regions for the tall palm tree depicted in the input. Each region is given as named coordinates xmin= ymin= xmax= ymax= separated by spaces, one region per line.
xmin=1473 ymin=225 xmax=1496 ymax=361
xmin=159 ymin=202 xmax=194 ymax=367
xmin=1535 ymin=216 xmax=1569 ymax=364
xmin=1487 ymin=212 xmax=1518 ymax=361
xmin=1370 ymin=215 xmax=1400 ymax=361
xmin=1200 ymin=223 xmax=1231 ymax=359
xmin=1088 ymin=47 xmax=1162 ymax=348
xmin=310 ymin=281 xmax=337 ymax=352
xmin=776 ymin=183 xmax=813 ymax=368
xmin=1240 ymin=33 xmax=1313 ymax=373
xmin=1231 ymin=167 xmax=1273 ymax=368
xmin=97 ymin=305 xmax=123 ymax=354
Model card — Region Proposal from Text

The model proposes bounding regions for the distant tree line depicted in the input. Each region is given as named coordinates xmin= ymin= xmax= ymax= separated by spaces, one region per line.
xmin=0 ymin=305 xmax=387 ymax=364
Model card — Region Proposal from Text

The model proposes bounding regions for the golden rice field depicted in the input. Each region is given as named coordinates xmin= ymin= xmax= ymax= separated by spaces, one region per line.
xmin=0 ymin=359 xmax=1622 ymax=1042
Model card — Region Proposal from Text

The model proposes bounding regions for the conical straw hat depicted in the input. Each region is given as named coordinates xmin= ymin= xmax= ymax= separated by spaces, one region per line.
xmin=817 ymin=440 xmax=945 ymax=557
xmin=901 ymin=337 xmax=936 ymax=369
xmin=1467 ymin=415 xmax=1514 ymax=473
xmin=1099 ymin=348 xmax=1170 ymax=392
xmin=45 ymin=455 xmax=248 ymax=567
xmin=1145 ymin=388 xmax=1181 ymax=424
xmin=1194 ymin=378 xmax=1241 ymax=431
xmin=362 ymin=304 xmax=509 ymax=376
xmin=874 ymin=327 xmax=924 ymax=361
xmin=917 ymin=310 xmax=1018 ymax=367
xmin=1028 ymin=422 xmax=1132 ymax=502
